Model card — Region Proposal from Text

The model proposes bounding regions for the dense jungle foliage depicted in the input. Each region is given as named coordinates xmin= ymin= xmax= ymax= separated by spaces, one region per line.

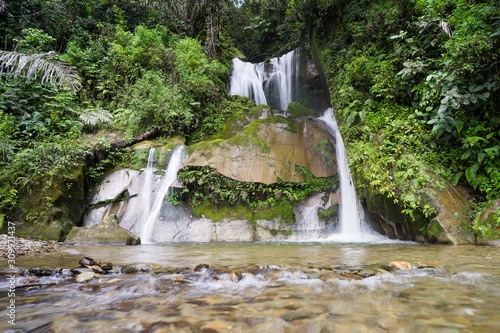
xmin=0 ymin=0 xmax=499 ymax=236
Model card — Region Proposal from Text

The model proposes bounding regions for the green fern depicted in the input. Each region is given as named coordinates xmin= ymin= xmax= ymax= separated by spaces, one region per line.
xmin=78 ymin=107 xmax=113 ymax=126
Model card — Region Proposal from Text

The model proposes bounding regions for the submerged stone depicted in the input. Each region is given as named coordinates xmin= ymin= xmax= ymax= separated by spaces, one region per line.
xmin=121 ymin=264 xmax=154 ymax=274
xmin=76 ymin=272 xmax=95 ymax=283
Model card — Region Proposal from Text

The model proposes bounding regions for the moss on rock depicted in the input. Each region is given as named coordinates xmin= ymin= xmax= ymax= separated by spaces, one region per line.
xmin=65 ymin=214 xmax=141 ymax=245
xmin=16 ymin=163 xmax=86 ymax=241
xmin=286 ymin=102 xmax=317 ymax=119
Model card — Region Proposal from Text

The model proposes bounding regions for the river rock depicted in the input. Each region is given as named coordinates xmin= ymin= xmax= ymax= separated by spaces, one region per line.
xmin=121 ymin=264 xmax=154 ymax=274
xmin=79 ymin=257 xmax=94 ymax=267
xmin=389 ymin=261 xmax=413 ymax=270
xmin=76 ymin=272 xmax=96 ymax=283
xmin=65 ymin=215 xmax=141 ymax=245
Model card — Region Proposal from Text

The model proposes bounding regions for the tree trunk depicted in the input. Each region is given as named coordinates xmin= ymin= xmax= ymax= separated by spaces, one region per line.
xmin=91 ymin=127 xmax=160 ymax=165
xmin=207 ymin=0 xmax=219 ymax=60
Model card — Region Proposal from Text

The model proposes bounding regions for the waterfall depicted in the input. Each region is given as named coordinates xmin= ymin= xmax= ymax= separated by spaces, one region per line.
xmin=264 ymin=49 xmax=298 ymax=111
xmin=319 ymin=108 xmax=370 ymax=240
xmin=229 ymin=58 xmax=267 ymax=105
xmin=229 ymin=49 xmax=299 ymax=111
xmin=141 ymin=146 xmax=188 ymax=243
xmin=139 ymin=148 xmax=156 ymax=228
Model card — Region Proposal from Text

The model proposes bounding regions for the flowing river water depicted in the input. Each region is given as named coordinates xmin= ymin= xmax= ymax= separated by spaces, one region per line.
xmin=1 ymin=242 xmax=500 ymax=332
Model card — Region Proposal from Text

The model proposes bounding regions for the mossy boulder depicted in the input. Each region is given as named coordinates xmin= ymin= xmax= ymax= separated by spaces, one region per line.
xmin=65 ymin=214 xmax=140 ymax=245
xmin=420 ymin=183 xmax=474 ymax=244
xmin=286 ymin=102 xmax=317 ymax=119
xmin=474 ymin=199 xmax=500 ymax=246
xmin=209 ymin=104 xmax=269 ymax=141
xmin=184 ymin=116 xmax=337 ymax=184
xmin=123 ymin=137 xmax=185 ymax=169
xmin=16 ymin=163 xmax=86 ymax=241
xmin=360 ymin=181 xmax=474 ymax=244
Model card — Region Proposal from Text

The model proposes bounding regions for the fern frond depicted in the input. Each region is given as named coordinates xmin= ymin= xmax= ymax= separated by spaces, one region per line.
xmin=0 ymin=0 xmax=6 ymax=12
xmin=0 ymin=50 xmax=82 ymax=93
xmin=79 ymin=107 xmax=113 ymax=126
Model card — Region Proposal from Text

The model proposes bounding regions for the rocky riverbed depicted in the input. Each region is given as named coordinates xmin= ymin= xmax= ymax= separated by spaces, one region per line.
xmin=1 ymin=242 xmax=499 ymax=332
xmin=0 ymin=234 xmax=67 ymax=258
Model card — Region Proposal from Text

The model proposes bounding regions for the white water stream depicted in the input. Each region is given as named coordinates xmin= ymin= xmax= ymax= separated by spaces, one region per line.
xmin=229 ymin=58 xmax=268 ymax=105
xmin=141 ymin=146 xmax=188 ymax=243
xmin=318 ymin=108 xmax=384 ymax=242
xmin=230 ymin=49 xmax=299 ymax=111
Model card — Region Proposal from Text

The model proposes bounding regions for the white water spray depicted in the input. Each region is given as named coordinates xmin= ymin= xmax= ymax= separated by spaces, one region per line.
xmin=141 ymin=146 xmax=188 ymax=243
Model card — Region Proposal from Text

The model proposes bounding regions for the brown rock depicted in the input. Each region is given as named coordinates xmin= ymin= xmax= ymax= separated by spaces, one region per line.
xmin=389 ymin=261 xmax=413 ymax=270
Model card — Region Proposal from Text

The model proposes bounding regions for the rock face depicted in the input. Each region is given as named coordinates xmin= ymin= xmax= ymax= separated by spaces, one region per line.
xmin=65 ymin=214 xmax=140 ymax=245
xmin=184 ymin=115 xmax=337 ymax=184
xmin=474 ymin=199 xmax=500 ymax=246
xmin=81 ymin=104 xmax=341 ymax=242
xmin=361 ymin=182 xmax=474 ymax=244
xmin=16 ymin=163 xmax=86 ymax=241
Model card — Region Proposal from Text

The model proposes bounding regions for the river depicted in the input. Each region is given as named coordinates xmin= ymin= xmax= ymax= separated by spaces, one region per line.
xmin=1 ymin=242 xmax=499 ymax=332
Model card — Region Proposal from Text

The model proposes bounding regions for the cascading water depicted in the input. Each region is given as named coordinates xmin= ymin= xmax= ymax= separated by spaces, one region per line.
xmin=319 ymin=108 xmax=382 ymax=241
xmin=141 ymin=146 xmax=188 ymax=243
xmin=138 ymin=148 xmax=156 ymax=230
xmin=264 ymin=49 xmax=299 ymax=111
xmin=229 ymin=58 xmax=267 ymax=106
xmin=229 ymin=49 xmax=299 ymax=111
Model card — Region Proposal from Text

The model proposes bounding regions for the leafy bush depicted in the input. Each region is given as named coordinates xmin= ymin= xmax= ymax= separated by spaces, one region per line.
xmin=114 ymin=71 xmax=192 ymax=136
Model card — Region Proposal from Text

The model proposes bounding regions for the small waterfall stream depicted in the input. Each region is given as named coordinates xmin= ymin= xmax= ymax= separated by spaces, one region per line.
xmin=141 ymin=146 xmax=188 ymax=243
xmin=229 ymin=58 xmax=268 ymax=105
xmin=230 ymin=49 xmax=299 ymax=111
xmin=318 ymin=108 xmax=378 ymax=240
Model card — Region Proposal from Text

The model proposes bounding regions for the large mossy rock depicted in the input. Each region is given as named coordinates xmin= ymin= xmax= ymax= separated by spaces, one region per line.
xmin=361 ymin=182 xmax=474 ymax=244
xmin=474 ymin=199 xmax=500 ymax=246
xmin=16 ymin=163 xmax=86 ymax=241
xmin=184 ymin=115 xmax=337 ymax=184
xmin=421 ymin=183 xmax=474 ymax=244
xmin=65 ymin=214 xmax=141 ymax=245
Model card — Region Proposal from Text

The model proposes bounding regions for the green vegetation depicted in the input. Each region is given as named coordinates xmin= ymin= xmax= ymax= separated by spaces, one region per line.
xmin=177 ymin=165 xmax=338 ymax=208
xmin=1 ymin=0 xmax=499 ymax=241
xmin=302 ymin=0 xmax=499 ymax=230
xmin=0 ymin=0 xmax=247 ymax=226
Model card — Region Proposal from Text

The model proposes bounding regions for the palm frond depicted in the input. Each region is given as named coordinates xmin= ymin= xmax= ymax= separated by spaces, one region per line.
xmin=0 ymin=0 xmax=6 ymax=12
xmin=0 ymin=50 xmax=82 ymax=93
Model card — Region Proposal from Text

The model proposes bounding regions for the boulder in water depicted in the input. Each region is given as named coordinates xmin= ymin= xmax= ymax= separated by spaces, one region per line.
xmin=75 ymin=272 xmax=95 ymax=283
xmin=389 ymin=261 xmax=413 ymax=270
xmin=65 ymin=215 xmax=141 ymax=245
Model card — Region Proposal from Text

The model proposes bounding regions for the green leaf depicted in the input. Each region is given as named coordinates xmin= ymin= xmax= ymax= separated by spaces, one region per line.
xmin=452 ymin=172 xmax=463 ymax=186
